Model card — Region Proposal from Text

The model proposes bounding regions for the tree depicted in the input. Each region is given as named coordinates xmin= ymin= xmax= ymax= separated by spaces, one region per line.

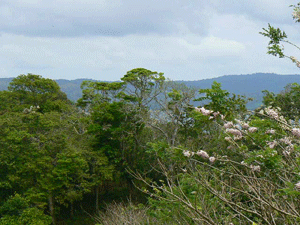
xmin=195 ymin=81 xmax=251 ymax=121
xmin=7 ymin=73 xmax=70 ymax=113
xmin=260 ymin=3 xmax=300 ymax=68
xmin=0 ymin=74 xmax=113 ymax=224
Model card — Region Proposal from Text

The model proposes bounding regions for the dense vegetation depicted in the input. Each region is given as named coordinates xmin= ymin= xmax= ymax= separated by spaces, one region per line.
xmin=3 ymin=73 xmax=300 ymax=110
xmin=2 ymin=3 xmax=300 ymax=225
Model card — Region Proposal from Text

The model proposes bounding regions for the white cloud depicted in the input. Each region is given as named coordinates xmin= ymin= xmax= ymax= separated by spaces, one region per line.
xmin=0 ymin=0 xmax=300 ymax=81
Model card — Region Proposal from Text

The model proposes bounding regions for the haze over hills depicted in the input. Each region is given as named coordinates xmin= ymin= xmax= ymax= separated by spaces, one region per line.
xmin=1 ymin=73 xmax=300 ymax=109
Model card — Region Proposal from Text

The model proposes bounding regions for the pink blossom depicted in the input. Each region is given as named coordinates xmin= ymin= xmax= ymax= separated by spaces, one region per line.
xmin=183 ymin=150 xmax=192 ymax=157
xmin=213 ymin=111 xmax=220 ymax=117
xmin=234 ymin=135 xmax=243 ymax=140
xmin=241 ymin=123 xmax=250 ymax=129
xmin=248 ymin=127 xmax=258 ymax=133
xmin=265 ymin=107 xmax=279 ymax=120
xmin=226 ymin=128 xmax=242 ymax=137
xmin=290 ymin=56 xmax=297 ymax=62
xmin=196 ymin=150 xmax=209 ymax=159
xmin=224 ymin=122 xmax=234 ymax=129
xmin=292 ymin=128 xmax=300 ymax=137
xmin=209 ymin=157 xmax=216 ymax=163
xmin=195 ymin=107 xmax=212 ymax=116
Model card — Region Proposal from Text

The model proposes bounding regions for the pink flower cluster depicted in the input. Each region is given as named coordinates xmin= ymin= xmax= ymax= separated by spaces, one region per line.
xmin=248 ymin=127 xmax=258 ymax=133
xmin=224 ymin=122 xmax=234 ymax=129
xmin=195 ymin=107 xmax=213 ymax=116
xmin=183 ymin=150 xmax=194 ymax=157
xmin=292 ymin=128 xmax=300 ymax=138
xmin=226 ymin=128 xmax=242 ymax=137
xmin=183 ymin=149 xmax=216 ymax=164
xmin=241 ymin=123 xmax=250 ymax=129
xmin=265 ymin=107 xmax=279 ymax=120
xmin=196 ymin=150 xmax=209 ymax=159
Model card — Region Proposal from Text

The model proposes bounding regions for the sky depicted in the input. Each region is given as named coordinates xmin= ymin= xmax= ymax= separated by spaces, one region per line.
xmin=1 ymin=0 xmax=300 ymax=81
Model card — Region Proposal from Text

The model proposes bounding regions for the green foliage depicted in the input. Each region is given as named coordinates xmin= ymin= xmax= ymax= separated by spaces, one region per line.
xmin=0 ymin=194 xmax=51 ymax=225
xmin=260 ymin=23 xmax=287 ymax=58
xmin=7 ymin=73 xmax=70 ymax=113
xmin=120 ymin=68 xmax=165 ymax=108
xmin=195 ymin=81 xmax=251 ymax=120
xmin=262 ymin=83 xmax=300 ymax=120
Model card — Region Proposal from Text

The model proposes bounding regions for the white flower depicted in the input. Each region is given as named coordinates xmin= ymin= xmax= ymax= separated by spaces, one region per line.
xmin=209 ymin=157 xmax=216 ymax=163
xmin=248 ymin=127 xmax=258 ymax=133
xmin=292 ymin=128 xmax=300 ymax=137
xmin=209 ymin=116 xmax=214 ymax=120
xmin=196 ymin=150 xmax=209 ymax=159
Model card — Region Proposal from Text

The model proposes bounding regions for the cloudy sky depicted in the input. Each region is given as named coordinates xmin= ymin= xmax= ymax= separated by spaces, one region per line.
xmin=1 ymin=0 xmax=300 ymax=81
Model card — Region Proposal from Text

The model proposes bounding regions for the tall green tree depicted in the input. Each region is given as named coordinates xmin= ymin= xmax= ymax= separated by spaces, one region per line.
xmin=7 ymin=73 xmax=70 ymax=113
xmin=195 ymin=81 xmax=251 ymax=120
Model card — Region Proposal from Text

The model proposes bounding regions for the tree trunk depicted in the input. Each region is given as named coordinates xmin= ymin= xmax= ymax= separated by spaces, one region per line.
xmin=96 ymin=186 xmax=99 ymax=212
xmin=70 ymin=202 xmax=74 ymax=219
xmin=49 ymin=194 xmax=56 ymax=225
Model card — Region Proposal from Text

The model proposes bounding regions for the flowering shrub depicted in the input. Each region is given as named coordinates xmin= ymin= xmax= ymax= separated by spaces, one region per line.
xmin=136 ymin=105 xmax=300 ymax=224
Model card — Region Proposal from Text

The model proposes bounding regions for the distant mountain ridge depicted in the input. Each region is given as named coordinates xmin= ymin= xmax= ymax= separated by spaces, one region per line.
xmin=1 ymin=73 xmax=300 ymax=109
